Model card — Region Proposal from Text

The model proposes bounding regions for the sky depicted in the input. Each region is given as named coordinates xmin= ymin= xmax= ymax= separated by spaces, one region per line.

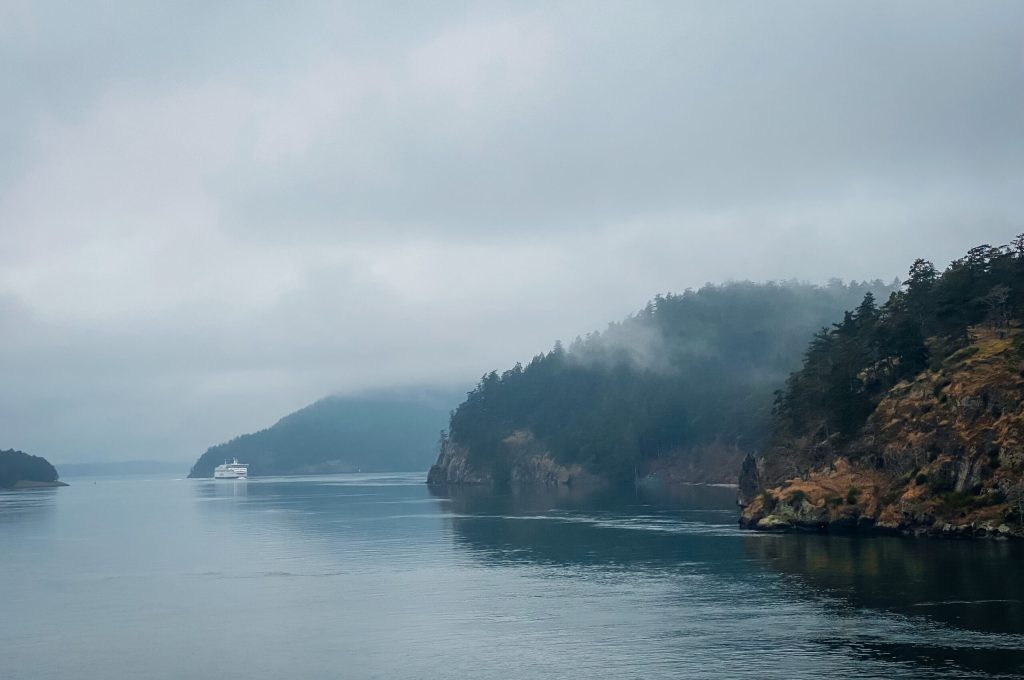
xmin=2 ymin=1 xmax=1023 ymax=463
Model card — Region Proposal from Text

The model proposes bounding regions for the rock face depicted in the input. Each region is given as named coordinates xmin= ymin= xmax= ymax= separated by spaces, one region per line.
xmin=427 ymin=430 xmax=598 ymax=488
xmin=737 ymin=453 xmax=761 ymax=507
xmin=741 ymin=328 xmax=1024 ymax=539
xmin=426 ymin=438 xmax=493 ymax=486
xmin=427 ymin=428 xmax=747 ymax=489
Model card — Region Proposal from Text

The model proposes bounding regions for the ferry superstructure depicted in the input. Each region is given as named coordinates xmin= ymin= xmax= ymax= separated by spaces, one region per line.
xmin=214 ymin=458 xmax=249 ymax=479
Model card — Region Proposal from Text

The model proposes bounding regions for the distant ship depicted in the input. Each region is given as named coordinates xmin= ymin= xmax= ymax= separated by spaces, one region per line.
xmin=214 ymin=458 xmax=249 ymax=479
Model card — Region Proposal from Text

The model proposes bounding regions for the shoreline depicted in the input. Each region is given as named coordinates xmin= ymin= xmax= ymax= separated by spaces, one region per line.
xmin=738 ymin=516 xmax=1024 ymax=541
xmin=2 ymin=480 xmax=70 ymax=490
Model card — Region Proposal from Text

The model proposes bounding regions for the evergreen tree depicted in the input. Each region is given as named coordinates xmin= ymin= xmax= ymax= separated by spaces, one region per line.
xmin=447 ymin=279 xmax=897 ymax=484
xmin=773 ymin=236 xmax=1024 ymax=447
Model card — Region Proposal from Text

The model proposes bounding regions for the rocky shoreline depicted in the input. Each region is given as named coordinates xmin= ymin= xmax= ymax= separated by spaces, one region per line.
xmin=738 ymin=457 xmax=1024 ymax=540
xmin=739 ymin=506 xmax=1024 ymax=540
xmin=5 ymin=479 xmax=69 ymax=489
xmin=738 ymin=327 xmax=1024 ymax=542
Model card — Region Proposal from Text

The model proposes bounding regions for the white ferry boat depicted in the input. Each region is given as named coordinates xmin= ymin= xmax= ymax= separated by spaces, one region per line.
xmin=214 ymin=458 xmax=249 ymax=479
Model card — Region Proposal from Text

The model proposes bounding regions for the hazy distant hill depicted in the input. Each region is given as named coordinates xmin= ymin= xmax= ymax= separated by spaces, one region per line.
xmin=188 ymin=391 xmax=460 ymax=477
xmin=57 ymin=460 xmax=185 ymax=477
xmin=0 ymin=448 xmax=64 ymax=488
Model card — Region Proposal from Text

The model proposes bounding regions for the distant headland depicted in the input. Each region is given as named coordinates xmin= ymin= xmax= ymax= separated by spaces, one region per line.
xmin=0 ymin=449 xmax=68 ymax=489
xmin=188 ymin=391 xmax=458 ymax=478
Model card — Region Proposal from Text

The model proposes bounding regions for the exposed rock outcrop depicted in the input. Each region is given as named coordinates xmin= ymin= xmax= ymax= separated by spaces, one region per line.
xmin=737 ymin=452 xmax=761 ymax=507
xmin=427 ymin=430 xmax=599 ymax=488
xmin=741 ymin=328 xmax=1024 ymax=539
xmin=427 ymin=427 xmax=748 ymax=489
xmin=426 ymin=438 xmax=494 ymax=486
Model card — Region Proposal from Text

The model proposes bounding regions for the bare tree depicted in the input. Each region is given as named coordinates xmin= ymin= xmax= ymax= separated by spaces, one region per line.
xmin=984 ymin=285 xmax=1012 ymax=336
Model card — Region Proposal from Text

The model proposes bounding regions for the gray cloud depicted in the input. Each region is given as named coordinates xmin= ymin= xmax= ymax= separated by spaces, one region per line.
xmin=2 ymin=1 xmax=1023 ymax=463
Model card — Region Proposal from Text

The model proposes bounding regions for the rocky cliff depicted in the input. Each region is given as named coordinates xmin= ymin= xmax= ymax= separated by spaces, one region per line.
xmin=427 ymin=430 xmax=598 ymax=487
xmin=741 ymin=327 xmax=1024 ymax=538
xmin=426 ymin=438 xmax=494 ymax=486
xmin=428 ymin=429 xmax=744 ymax=488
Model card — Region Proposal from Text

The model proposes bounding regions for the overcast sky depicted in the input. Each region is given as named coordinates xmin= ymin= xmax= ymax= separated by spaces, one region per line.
xmin=2 ymin=1 xmax=1023 ymax=463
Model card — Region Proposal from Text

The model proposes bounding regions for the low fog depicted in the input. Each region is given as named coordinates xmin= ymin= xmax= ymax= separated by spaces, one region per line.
xmin=2 ymin=1 xmax=1022 ymax=462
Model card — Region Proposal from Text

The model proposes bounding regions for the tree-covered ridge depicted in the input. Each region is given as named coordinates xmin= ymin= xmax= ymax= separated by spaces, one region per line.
xmin=188 ymin=392 xmax=456 ymax=477
xmin=447 ymin=279 xmax=897 ymax=485
xmin=0 ymin=449 xmax=60 ymax=488
xmin=774 ymin=237 xmax=1024 ymax=444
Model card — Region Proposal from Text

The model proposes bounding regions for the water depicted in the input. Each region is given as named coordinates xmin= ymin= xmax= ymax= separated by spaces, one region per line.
xmin=1 ymin=474 xmax=1022 ymax=679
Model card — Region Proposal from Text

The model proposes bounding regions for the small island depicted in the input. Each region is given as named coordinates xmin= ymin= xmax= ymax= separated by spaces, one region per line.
xmin=0 ymin=449 xmax=67 ymax=489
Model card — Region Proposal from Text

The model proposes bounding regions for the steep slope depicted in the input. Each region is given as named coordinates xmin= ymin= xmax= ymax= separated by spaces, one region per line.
xmin=429 ymin=279 xmax=896 ymax=488
xmin=741 ymin=327 xmax=1024 ymax=538
xmin=188 ymin=391 xmax=458 ymax=477
xmin=741 ymin=239 xmax=1024 ymax=538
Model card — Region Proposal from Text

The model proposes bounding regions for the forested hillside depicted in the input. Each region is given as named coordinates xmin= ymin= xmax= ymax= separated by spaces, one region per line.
xmin=432 ymin=279 xmax=897 ymax=487
xmin=743 ymin=238 xmax=1024 ymax=537
xmin=0 ymin=449 xmax=62 ymax=488
xmin=189 ymin=392 xmax=457 ymax=477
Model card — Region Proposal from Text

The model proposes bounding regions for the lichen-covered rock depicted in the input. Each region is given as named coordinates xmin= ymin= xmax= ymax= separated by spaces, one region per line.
xmin=755 ymin=516 xmax=791 ymax=530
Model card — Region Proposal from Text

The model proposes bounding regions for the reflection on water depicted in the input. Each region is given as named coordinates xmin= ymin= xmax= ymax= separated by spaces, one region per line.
xmin=194 ymin=478 xmax=249 ymax=499
xmin=1 ymin=474 xmax=1022 ymax=680
xmin=190 ymin=474 xmax=450 ymax=560
xmin=0 ymin=487 xmax=58 ymax=524
xmin=432 ymin=483 xmax=746 ymax=570
xmin=431 ymin=482 xmax=1024 ymax=677
xmin=746 ymin=533 xmax=1024 ymax=635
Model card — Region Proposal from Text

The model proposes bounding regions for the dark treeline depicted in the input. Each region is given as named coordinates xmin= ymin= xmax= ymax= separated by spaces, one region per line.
xmin=0 ymin=449 xmax=59 ymax=488
xmin=448 ymin=279 xmax=897 ymax=484
xmin=775 ymin=237 xmax=1024 ymax=442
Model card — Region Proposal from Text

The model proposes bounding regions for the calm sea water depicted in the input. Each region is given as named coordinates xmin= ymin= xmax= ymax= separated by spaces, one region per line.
xmin=1 ymin=473 xmax=1023 ymax=679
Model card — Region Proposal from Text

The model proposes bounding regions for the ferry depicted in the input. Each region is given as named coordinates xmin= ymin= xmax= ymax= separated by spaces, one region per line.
xmin=214 ymin=458 xmax=249 ymax=479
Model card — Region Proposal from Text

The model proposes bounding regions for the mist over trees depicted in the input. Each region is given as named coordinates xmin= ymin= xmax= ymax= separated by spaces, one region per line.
xmin=775 ymin=237 xmax=1024 ymax=443
xmin=447 ymin=279 xmax=897 ymax=484
xmin=0 ymin=449 xmax=59 ymax=488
